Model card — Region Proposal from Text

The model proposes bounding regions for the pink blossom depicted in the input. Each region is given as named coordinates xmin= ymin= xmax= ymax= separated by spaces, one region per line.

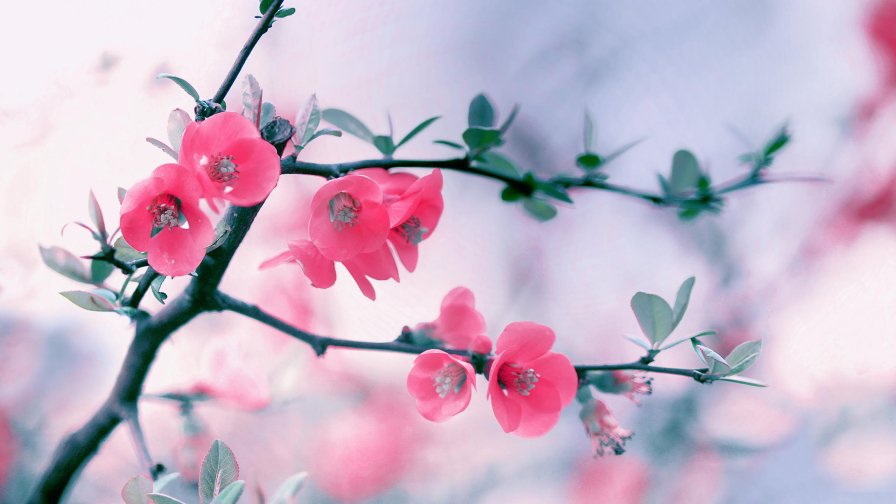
xmin=592 ymin=371 xmax=653 ymax=405
xmin=188 ymin=340 xmax=270 ymax=410
xmin=309 ymin=174 xmax=391 ymax=262
xmin=487 ymin=322 xmax=578 ymax=437
xmin=406 ymin=350 xmax=476 ymax=422
xmin=579 ymin=399 xmax=633 ymax=456
xmin=355 ymin=168 xmax=444 ymax=271
xmin=261 ymin=239 xmax=398 ymax=300
xmin=120 ymin=163 xmax=214 ymax=276
xmin=568 ymin=454 xmax=649 ymax=504
xmin=178 ymin=111 xmax=281 ymax=209
xmin=416 ymin=286 xmax=492 ymax=353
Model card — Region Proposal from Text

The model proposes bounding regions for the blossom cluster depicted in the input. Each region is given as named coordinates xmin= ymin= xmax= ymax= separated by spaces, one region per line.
xmin=120 ymin=112 xmax=281 ymax=276
xmin=406 ymin=287 xmax=579 ymax=437
xmin=263 ymin=168 xmax=444 ymax=299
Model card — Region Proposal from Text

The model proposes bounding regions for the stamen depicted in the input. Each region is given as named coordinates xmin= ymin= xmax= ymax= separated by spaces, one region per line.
xmin=206 ymin=154 xmax=240 ymax=183
xmin=397 ymin=215 xmax=429 ymax=245
xmin=498 ymin=364 xmax=540 ymax=396
xmin=148 ymin=194 xmax=182 ymax=230
xmin=328 ymin=192 xmax=362 ymax=230
xmin=433 ymin=362 xmax=467 ymax=399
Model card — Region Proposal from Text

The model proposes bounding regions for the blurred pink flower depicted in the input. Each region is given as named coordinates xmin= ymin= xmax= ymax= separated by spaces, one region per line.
xmin=173 ymin=424 xmax=214 ymax=483
xmin=0 ymin=410 xmax=15 ymax=488
xmin=579 ymin=399 xmax=633 ymax=456
xmin=309 ymin=174 xmax=391 ymax=262
xmin=609 ymin=371 xmax=653 ymax=405
xmin=261 ymin=239 xmax=398 ymax=300
xmin=178 ymin=111 xmax=280 ymax=209
xmin=487 ymin=322 xmax=578 ymax=437
xmin=355 ymin=168 xmax=444 ymax=271
xmin=120 ymin=163 xmax=214 ymax=276
xmin=311 ymin=395 xmax=419 ymax=502
xmin=188 ymin=340 xmax=271 ymax=411
xmin=568 ymin=454 xmax=649 ymax=504
xmin=416 ymin=286 xmax=492 ymax=353
xmin=406 ymin=349 xmax=476 ymax=422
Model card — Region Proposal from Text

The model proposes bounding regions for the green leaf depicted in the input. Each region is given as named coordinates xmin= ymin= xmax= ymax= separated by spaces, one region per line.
xmin=60 ymin=290 xmax=117 ymax=312
xmin=717 ymin=375 xmax=768 ymax=387
xmin=199 ymin=440 xmax=239 ymax=504
xmin=322 ymin=109 xmax=374 ymax=143
xmin=658 ymin=330 xmax=716 ymax=351
xmin=91 ymin=259 xmax=114 ymax=285
xmin=157 ymin=73 xmax=200 ymax=102
xmin=153 ymin=473 xmax=180 ymax=493
xmin=725 ymin=340 xmax=762 ymax=375
xmin=167 ymin=109 xmax=192 ymax=153
xmin=536 ymin=182 xmax=573 ymax=203
xmin=584 ymin=110 xmax=594 ymax=151
xmin=763 ymin=125 xmax=790 ymax=157
xmin=122 ymin=475 xmax=152 ymax=504
xmin=372 ymin=135 xmax=395 ymax=156
xmin=113 ymin=237 xmax=146 ymax=263
xmin=623 ymin=334 xmax=652 ymax=351
xmin=668 ymin=150 xmax=701 ymax=195
xmin=434 ymin=139 xmax=464 ymax=150
xmin=397 ymin=116 xmax=440 ymax=148
xmin=40 ymin=245 xmax=92 ymax=283
xmin=150 ymin=275 xmax=167 ymax=304
xmin=118 ymin=187 xmax=128 ymax=204
xmin=210 ymin=481 xmax=245 ymax=504
xmin=259 ymin=102 xmax=276 ymax=129
xmin=305 ymin=128 xmax=342 ymax=144
xmin=147 ymin=494 xmax=187 ymax=504
xmin=468 ymin=93 xmax=495 ymax=128
xmin=522 ymin=198 xmax=557 ymax=221
xmin=501 ymin=186 xmax=524 ymax=202
xmin=241 ymin=75 xmax=263 ymax=128
xmin=259 ymin=0 xmax=275 ymax=14
xmin=498 ymin=104 xmax=519 ymax=134
xmin=269 ymin=472 xmax=308 ymax=504
xmin=671 ymin=276 xmax=695 ymax=329
xmin=462 ymin=127 xmax=502 ymax=151
xmin=602 ymin=138 xmax=645 ymax=166
xmin=294 ymin=94 xmax=321 ymax=146
xmin=275 ymin=7 xmax=296 ymax=18
xmin=695 ymin=344 xmax=730 ymax=375
xmin=475 ymin=152 xmax=520 ymax=179
xmin=146 ymin=137 xmax=178 ymax=161
xmin=87 ymin=190 xmax=106 ymax=239
xmin=576 ymin=152 xmax=602 ymax=170
xmin=630 ymin=292 xmax=674 ymax=347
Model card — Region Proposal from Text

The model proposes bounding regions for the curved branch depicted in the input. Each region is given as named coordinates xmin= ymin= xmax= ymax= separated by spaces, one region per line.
xmin=214 ymin=291 xmax=711 ymax=382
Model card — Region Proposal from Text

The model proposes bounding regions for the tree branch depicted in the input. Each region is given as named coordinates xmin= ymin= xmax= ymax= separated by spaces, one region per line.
xmin=213 ymin=291 xmax=712 ymax=382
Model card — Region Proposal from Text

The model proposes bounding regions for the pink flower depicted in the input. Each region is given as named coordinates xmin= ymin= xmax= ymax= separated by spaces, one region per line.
xmin=406 ymin=350 xmax=476 ymax=422
xmin=120 ymin=163 xmax=214 ymax=276
xmin=568 ymin=454 xmax=649 ymax=504
xmin=309 ymin=174 xmax=391 ymax=262
xmin=579 ymin=399 xmax=633 ymax=456
xmin=355 ymin=169 xmax=444 ymax=271
xmin=188 ymin=340 xmax=270 ymax=410
xmin=178 ymin=111 xmax=281 ymax=209
xmin=591 ymin=371 xmax=653 ymax=405
xmin=261 ymin=239 xmax=398 ymax=300
xmin=416 ymin=286 xmax=492 ymax=353
xmin=487 ymin=322 xmax=578 ymax=437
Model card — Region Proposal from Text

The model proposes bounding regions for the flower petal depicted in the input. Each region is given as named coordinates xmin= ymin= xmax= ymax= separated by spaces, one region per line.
xmin=287 ymin=240 xmax=337 ymax=289
xmin=496 ymin=322 xmax=556 ymax=362
xmin=218 ymin=137 xmax=280 ymax=206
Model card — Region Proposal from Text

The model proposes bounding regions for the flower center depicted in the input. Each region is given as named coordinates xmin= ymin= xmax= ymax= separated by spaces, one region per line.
xmin=498 ymin=364 xmax=540 ymax=396
xmin=397 ymin=215 xmax=429 ymax=245
xmin=207 ymin=154 xmax=240 ymax=183
xmin=148 ymin=194 xmax=186 ymax=236
xmin=433 ymin=362 xmax=467 ymax=399
xmin=328 ymin=192 xmax=362 ymax=230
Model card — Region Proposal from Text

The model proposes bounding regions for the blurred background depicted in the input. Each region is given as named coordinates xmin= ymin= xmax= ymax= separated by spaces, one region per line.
xmin=2 ymin=0 xmax=896 ymax=502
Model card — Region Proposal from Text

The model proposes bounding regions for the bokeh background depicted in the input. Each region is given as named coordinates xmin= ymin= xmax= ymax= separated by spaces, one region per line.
xmin=3 ymin=0 xmax=896 ymax=502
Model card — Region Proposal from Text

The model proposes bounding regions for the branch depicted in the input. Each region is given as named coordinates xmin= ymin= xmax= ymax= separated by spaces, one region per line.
xmin=214 ymin=291 xmax=711 ymax=382
xmin=281 ymin=155 xmax=795 ymax=208
xmin=126 ymin=267 xmax=159 ymax=309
